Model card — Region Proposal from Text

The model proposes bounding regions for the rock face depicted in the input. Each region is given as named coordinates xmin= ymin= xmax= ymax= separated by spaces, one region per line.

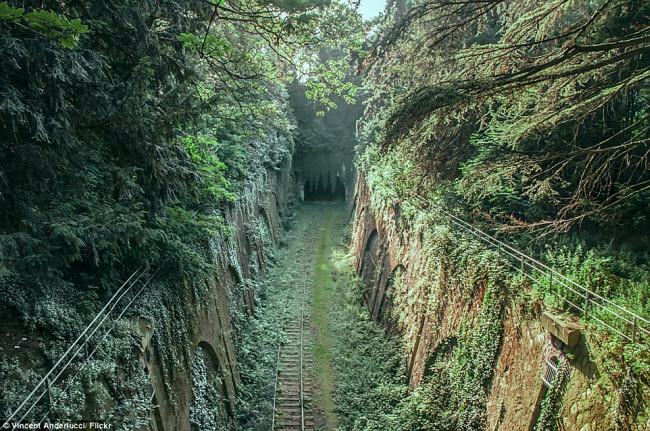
xmin=350 ymin=173 xmax=637 ymax=430
xmin=0 ymin=168 xmax=296 ymax=431
xmin=144 ymin=169 xmax=296 ymax=431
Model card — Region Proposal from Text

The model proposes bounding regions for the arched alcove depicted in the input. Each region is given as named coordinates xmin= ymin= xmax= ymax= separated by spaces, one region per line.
xmin=376 ymin=265 xmax=406 ymax=323
xmin=358 ymin=229 xmax=379 ymax=278
xmin=359 ymin=230 xmax=380 ymax=307
xmin=423 ymin=336 xmax=458 ymax=378
xmin=190 ymin=342 xmax=230 ymax=431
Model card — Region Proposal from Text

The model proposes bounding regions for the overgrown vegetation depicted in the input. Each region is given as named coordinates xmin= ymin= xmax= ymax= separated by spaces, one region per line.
xmin=288 ymin=63 xmax=363 ymax=200
xmin=364 ymin=0 xmax=650 ymax=231
xmin=190 ymin=346 xmax=228 ymax=430
xmin=327 ymin=235 xmax=511 ymax=430
xmin=356 ymin=0 xmax=650 ymax=406
xmin=327 ymin=247 xmax=407 ymax=430
xmin=3 ymin=0 xmax=650 ymax=428
xmin=535 ymin=357 xmax=571 ymax=431
xmin=0 ymin=0 xmax=365 ymax=425
xmin=358 ymin=0 xmax=650 ymax=314
xmin=346 ymin=3 xmax=650 ymax=428
xmin=232 ymin=204 xmax=317 ymax=430
xmin=311 ymin=207 xmax=340 ymax=427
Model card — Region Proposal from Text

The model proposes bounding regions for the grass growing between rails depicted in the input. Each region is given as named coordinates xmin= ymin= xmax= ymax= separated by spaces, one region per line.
xmin=233 ymin=205 xmax=317 ymax=430
xmin=311 ymin=207 xmax=339 ymax=429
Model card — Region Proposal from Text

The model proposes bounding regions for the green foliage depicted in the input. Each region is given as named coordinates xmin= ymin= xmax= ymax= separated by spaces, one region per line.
xmin=175 ymin=0 xmax=366 ymax=111
xmin=451 ymin=284 xmax=504 ymax=430
xmin=612 ymin=368 xmax=650 ymax=430
xmin=356 ymin=2 xmax=650 ymax=391
xmin=0 ymin=357 xmax=42 ymax=420
xmin=535 ymin=357 xmax=571 ymax=431
xmin=0 ymin=2 xmax=88 ymax=48
xmin=231 ymin=214 xmax=306 ymax=430
xmin=190 ymin=348 xmax=228 ymax=431
xmin=327 ymin=249 xmax=407 ymax=430
xmin=0 ymin=2 xmax=21 ymax=19
xmin=545 ymin=243 xmax=650 ymax=314
xmin=177 ymin=33 xmax=231 ymax=56
xmin=323 ymin=224 xmax=510 ymax=431
xmin=332 ymin=277 xmax=505 ymax=431
xmin=360 ymin=0 xmax=650 ymax=233
xmin=0 ymin=319 xmax=154 ymax=427
xmin=0 ymin=0 xmax=222 ymax=324
xmin=289 ymin=71 xmax=362 ymax=157
xmin=0 ymin=0 xmax=309 ymax=425
xmin=180 ymin=134 xmax=234 ymax=203
xmin=0 ymin=0 xmax=363 ymax=341
xmin=288 ymin=61 xmax=361 ymax=198
xmin=376 ymin=282 xmax=503 ymax=431
xmin=304 ymin=58 xmax=359 ymax=111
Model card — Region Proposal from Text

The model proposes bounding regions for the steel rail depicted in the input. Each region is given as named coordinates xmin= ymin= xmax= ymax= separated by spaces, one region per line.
xmin=271 ymin=274 xmax=308 ymax=430
xmin=300 ymin=275 xmax=306 ymax=431
xmin=270 ymin=286 xmax=292 ymax=431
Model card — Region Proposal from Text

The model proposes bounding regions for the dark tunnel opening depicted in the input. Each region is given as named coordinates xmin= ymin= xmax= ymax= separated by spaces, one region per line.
xmin=304 ymin=175 xmax=346 ymax=201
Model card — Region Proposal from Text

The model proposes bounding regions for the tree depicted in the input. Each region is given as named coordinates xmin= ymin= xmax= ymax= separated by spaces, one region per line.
xmin=359 ymin=0 xmax=650 ymax=234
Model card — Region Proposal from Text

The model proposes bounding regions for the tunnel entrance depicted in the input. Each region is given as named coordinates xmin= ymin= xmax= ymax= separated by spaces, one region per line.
xmin=304 ymin=174 xmax=346 ymax=201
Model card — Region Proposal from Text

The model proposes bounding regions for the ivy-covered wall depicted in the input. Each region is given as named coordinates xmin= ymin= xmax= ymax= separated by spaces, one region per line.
xmin=0 ymin=166 xmax=296 ymax=431
xmin=140 ymin=168 xmax=296 ymax=431
xmin=350 ymin=173 xmax=650 ymax=431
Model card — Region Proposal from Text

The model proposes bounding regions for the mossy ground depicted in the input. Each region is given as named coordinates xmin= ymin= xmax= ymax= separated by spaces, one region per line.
xmin=310 ymin=203 xmax=345 ymax=430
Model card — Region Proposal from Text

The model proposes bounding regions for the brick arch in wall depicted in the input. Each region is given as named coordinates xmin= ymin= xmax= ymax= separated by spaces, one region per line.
xmin=423 ymin=336 xmax=459 ymax=378
xmin=190 ymin=341 xmax=233 ymax=425
xmin=358 ymin=229 xmax=378 ymax=274
xmin=358 ymin=229 xmax=380 ymax=303
xmin=373 ymin=264 xmax=406 ymax=323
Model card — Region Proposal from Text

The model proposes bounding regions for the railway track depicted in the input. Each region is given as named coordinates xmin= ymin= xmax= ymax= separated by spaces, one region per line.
xmin=272 ymin=276 xmax=315 ymax=430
